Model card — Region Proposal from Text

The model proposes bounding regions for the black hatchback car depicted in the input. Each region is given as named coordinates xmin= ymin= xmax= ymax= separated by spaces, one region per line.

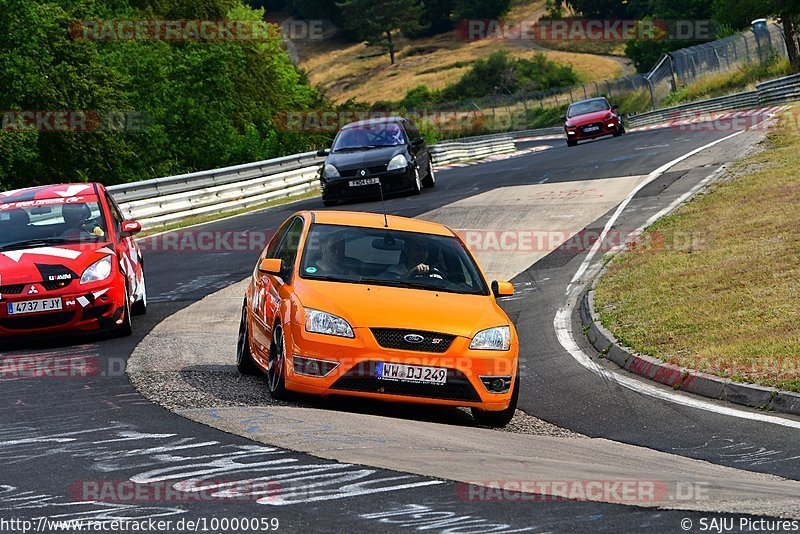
xmin=317 ymin=117 xmax=435 ymax=206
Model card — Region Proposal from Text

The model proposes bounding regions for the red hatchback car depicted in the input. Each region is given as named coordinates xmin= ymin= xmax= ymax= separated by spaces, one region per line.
xmin=562 ymin=97 xmax=624 ymax=147
xmin=0 ymin=183 xmax=146 ymax=340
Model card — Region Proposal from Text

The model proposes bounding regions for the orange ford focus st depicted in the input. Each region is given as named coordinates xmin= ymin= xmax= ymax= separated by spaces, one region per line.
xmin=237 ymin=210 xmax=519 ymax=426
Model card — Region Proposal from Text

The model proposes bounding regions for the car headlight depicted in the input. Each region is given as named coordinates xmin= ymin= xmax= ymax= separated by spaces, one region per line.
xmin=305 ymin=308 xmax=354 ymax=338
xmin=565 ymin=122 xmax=574 ymax=128
xmin=80 ymin=256 xmax=113 ymax=285
xmin=387 ymin=154 xmax=408 ymax=171
xmin=323 ymin=164 xmax=340 ymax=179
xmin=470 ymin=326 xmax=511 ymax=351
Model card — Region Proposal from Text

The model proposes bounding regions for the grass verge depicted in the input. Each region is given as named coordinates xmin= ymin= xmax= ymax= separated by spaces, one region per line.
xmin=137 ymin=189 xmax=320 ymax=238
xmin=594 ymin=107 xmax=800 ymax=393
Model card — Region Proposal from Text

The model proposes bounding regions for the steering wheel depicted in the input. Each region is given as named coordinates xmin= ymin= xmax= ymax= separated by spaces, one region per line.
xmin=411 ymin=267 xmax=448 ymax=281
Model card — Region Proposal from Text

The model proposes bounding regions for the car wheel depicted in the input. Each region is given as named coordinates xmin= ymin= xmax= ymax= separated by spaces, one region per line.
xmin=613 ymin=125 xmax=625 ymax=136
xmin=236 ymin=303 xmax=259 ymax=375
xmin=422 ymin=160 xmax=436 ymax=188
xmin=131 ymin=273 xmax=147 ymax=316
xmin=115 ymin=286 xmax=133 ymax=338
xmin=566 ymin=138 xmax=577 ymax=147
xmin=323 ymin=199 xmax=337 ymax=207
xmin=471 ymin=368 xmax=519 ymax=428
xmin=268 ymin=323 xmax=289 ymax=399
xmin=412 ymin=166 xmax=422 ymax=195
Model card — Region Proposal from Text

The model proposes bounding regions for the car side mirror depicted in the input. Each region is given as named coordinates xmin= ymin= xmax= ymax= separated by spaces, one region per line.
xmin=611 ymin=105 xmax=618 ymax=111
xmin=316 ymin=149 xmax=330 ymax=157
xmin=411 ymin=137 xmax=424 ymax=147
xmin=120 ymin=221 xmax=142 ymax=237
xmin=259 ymin=258 xmax=284 ymax=276
xmin=560 ymin=115 xmax=567 ymax=121
xmin=491 ymin=281 xmax=514 ymax=297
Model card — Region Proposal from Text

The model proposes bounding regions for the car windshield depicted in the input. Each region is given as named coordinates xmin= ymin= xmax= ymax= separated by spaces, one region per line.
xmin=299 ymin=224 xmax=489 ymax=296
xmin=567 ymin=99 xmax=610 ymax=117
xmin=0 ymin=200 xmax=109 ymax=250
xmin=332 ymin=123 xmax=406 ymax=151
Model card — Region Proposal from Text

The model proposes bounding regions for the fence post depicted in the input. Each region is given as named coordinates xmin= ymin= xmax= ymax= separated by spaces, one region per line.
xmin=646 ymin=77 xmax=657 ymax=111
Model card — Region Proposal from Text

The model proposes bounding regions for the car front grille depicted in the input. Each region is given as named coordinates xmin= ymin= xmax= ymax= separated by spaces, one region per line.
xmin=339 ymin=165 xmax=389 ymax=178
xmin=331 ymin=361 xmax=480 ymax=402
xmin=371 ymin=328 xmax=456 ymax=353
xmin=42 ymin=280 xmax=72 ymax=291
xmin=0 ymin=285 xmax=25 ymax=295
xmin=0 ymin=311 xmax=75 ymax=330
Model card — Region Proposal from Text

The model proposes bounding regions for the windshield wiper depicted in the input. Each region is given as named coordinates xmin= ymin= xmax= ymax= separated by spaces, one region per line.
xmin=0 ymin=237 xmax=70 ymax=251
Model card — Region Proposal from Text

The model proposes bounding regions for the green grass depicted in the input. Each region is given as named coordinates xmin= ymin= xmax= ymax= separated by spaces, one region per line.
xmin=137 ymin=189 xmax=320 ymax=238
xmin=595 ymin=107 xmax=800 ymax=393
xmin=663 ymin=57 xmax=792 ymax=107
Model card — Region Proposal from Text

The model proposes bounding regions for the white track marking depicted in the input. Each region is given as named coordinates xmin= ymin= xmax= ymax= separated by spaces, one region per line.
xmin=554 ymin=129 xmax=800 ymax=429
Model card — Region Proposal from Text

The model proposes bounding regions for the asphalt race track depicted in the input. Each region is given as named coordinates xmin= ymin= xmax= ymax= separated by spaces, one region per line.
xmin=2 ymin=117 xmax=799 ymax=533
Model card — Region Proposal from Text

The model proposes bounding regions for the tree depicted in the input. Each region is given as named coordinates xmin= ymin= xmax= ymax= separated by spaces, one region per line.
xmin=336 ymin=0 xmax=424 ymax=64
xmin=713 ymin=0 xmax=800 ymax=71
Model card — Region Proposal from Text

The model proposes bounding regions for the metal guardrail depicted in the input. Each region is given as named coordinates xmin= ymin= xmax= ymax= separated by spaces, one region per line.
xmin=626 ymin=91 xmax=761 ymax=128
xmin=757 ymin=73 xmax=800 ymax=105
xmin=110 ymin=136 xmax=517 ymax=230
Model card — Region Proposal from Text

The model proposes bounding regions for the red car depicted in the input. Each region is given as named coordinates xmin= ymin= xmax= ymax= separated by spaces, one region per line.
xmin=562 ymin=97 xmax=624 ymax=147
xmin=0 ymin=183 xmax=146 ymax=340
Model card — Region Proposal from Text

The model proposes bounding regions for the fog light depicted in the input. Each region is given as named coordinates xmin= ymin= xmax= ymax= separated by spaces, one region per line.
xmin=479 ymin=375 xmax=512 ymax=394
xmin=293 ymin=355 xmax=339 ymax=377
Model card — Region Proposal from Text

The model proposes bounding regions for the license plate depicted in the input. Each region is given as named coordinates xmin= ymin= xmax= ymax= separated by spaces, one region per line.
xmin=583 ymin=126 xmax=600 ymax=132
xmin=349 ymin=178 xmax=380 ymax=187
xmin=376 ymin=362 xmax=447 ymax=385
xmin=7 ymin=298 xmax=63 ymax=315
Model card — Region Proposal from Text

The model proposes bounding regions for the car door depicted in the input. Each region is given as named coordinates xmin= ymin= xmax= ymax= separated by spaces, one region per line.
xmin=251 ymin=217 xmax=305 ymax=357
xmin=404 ymin=120 xmax=429 ymax=174
xmin=104 ymin=190 xmax=140 ymax=300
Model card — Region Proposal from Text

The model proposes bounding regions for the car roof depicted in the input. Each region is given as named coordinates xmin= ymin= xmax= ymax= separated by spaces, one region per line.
xmin=306 ymin=211 xmax=454 ymax=237
xmin=1 ymin=183 xmax=100 ymax=203
xmin=341 ymin=116 xmax=406 ymax=129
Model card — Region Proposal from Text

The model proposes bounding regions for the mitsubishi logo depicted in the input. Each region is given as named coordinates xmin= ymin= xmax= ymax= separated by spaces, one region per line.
xmin=27 ymin=285 xmax=39 ymax=295
xmin=359 ymin=169 xmax=367 ymax=177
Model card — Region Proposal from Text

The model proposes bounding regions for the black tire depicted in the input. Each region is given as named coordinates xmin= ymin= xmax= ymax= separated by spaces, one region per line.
xmin=115 ymin=287 xmax=133 ymax=338
xmin=422 ymin=160 xmax=436 ymax=188
xmin=236 ymin=303 xmax=259 ymax=375
xmin=267 ymin=324 xmax=289 ymax=399
xmin=411 ymin=166 xmax=422 ymax=195
xmin=566 ymin=138 xmax=577 ymax=147
xmin=613 ymin=125 xmax=626 ymax=136
xmin=322 ymin=199 xmax=337 ymax=207
xmin=131 ymin=274 xmax=147 ymax=316
xmin=471 ymin=369 xmax=520 ymax=428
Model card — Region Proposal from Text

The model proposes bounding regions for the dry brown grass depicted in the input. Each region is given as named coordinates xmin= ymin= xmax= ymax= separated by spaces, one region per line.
xmin=293 ymin=0 xmax=623 ymax=104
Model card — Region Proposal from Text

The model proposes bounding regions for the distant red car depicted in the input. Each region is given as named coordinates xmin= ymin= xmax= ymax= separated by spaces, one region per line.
xmin=0 ymin=183 xmax=146 ymax=340
xmin=562 ymin=97 xmax=624 ymax=147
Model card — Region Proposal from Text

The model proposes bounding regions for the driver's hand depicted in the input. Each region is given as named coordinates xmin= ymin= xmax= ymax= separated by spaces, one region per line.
xmin=412 ymin=263 xmax=430 ymax=274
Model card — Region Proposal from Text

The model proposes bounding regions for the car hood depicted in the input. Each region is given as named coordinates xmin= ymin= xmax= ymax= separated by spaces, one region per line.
xmin=295 ymin=279 xmax=508 ymax=338
xmin=0 ymin=241 xmax=115 ymax=286
xmin=326 ymin=146 xmax=406 ymax=171
xmin=567 ymin=109 xmax=614 ymax=125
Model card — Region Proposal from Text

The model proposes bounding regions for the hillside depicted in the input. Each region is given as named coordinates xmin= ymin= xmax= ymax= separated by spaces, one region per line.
xmin=290 ymin=0 xmax=627 ymax=104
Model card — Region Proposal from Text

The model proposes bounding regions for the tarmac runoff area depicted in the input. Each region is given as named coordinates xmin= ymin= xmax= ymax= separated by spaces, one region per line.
xmin=128 ymin=177 xmax=800 ymax=518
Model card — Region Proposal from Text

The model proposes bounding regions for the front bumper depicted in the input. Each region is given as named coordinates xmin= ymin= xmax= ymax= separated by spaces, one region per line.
xmin=321 ymin=168 xmax=415 ymax=202
xmin=0 ymin=276 xmax=126 ymax=338
xmin=283 ymin=321 xmax=518 ymax=411
xmin=566 ymin=120 xmax=621 ymax=141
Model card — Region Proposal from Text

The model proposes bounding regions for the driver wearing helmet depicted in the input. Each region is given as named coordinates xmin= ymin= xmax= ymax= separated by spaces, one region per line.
xmin=60 ymin=203 xmax=105 ymax=239
xmin=384 ymin=236 xmax=432 ymax=279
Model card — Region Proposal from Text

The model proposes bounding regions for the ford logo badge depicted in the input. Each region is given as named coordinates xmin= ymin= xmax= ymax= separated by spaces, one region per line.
xmin=404 ymin=334 xmax=425 ymax=344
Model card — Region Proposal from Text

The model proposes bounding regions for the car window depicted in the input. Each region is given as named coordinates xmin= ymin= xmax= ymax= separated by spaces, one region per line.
xmin=405 ymin=122 xmax=421 ymax=143
xmin=265 ymin=219 xmax=292 ymax=259
xmin=105 ymin=193 xmax=125 ymax=232
xmin=299 ymin=223 xmax=489 ymax=296
xmin=567 ymin=99 xmax=610 ymax=117
xmin=0 ymin=200 xmax=109 ymax=248
xmin=274 ymin=217 xmax=305 ymax=281
xmin=332 ymin=123 xmax=406 ymax=150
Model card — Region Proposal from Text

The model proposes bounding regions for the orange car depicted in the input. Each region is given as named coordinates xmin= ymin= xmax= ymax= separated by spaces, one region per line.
xmin=237 ymin=210 xmax=520 ymax=426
